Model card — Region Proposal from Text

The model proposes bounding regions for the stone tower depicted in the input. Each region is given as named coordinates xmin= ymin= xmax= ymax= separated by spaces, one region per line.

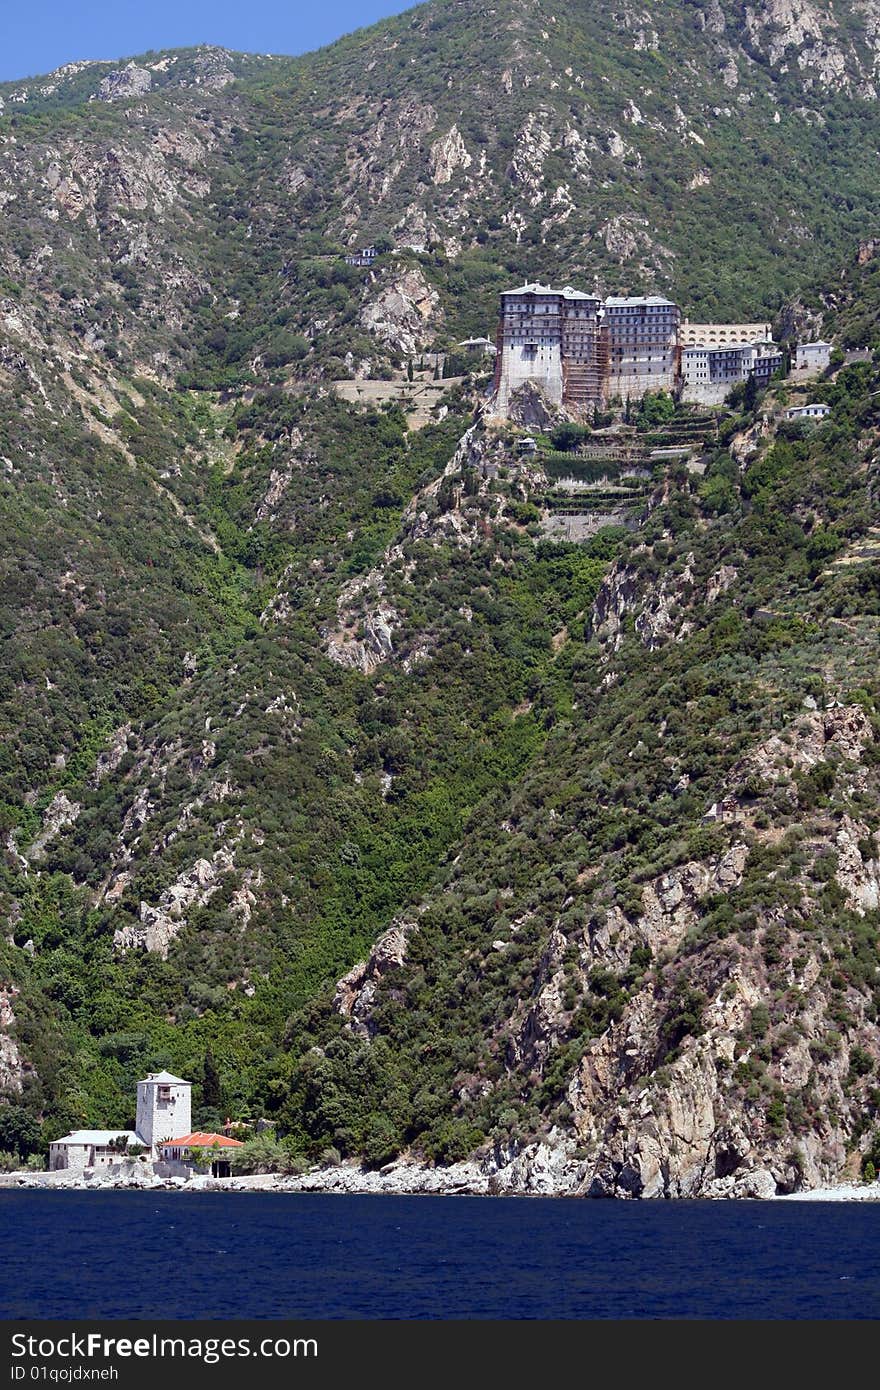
xmin=136 ymin=1071 xmax=191 ymax=1152
xmin=492 ymin=282 xmax=608 ymax=418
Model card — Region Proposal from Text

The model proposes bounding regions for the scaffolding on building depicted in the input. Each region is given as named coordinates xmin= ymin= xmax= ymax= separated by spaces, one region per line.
xmin=562 ymin=321 xmax=610 ymax=413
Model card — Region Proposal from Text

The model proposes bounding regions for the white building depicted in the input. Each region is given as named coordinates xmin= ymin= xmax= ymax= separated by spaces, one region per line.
xmin=344 ymin=246 xmax=378 ymax=268
xmin=491 ymin=279 xmax=787 ymax=416
xmin=134 ymin=1071 xmax=192 ymax=1152
xmin=786 ymin=402 xmax=830 ymax=420
xmin=49 ymin=1130 xmax=143 ymax=1172
xmin=493 ymin=283 xmax=564 ymax=414
xmin=793 ymin=341 xmax=832 ymax=375
xmin=458 ymin=336 xmax=497 ymax=356
xmin=49 ymin=1071 xmax=193 ymax=1171
xmin=681 ymin=342 xmax=783 ymax=405
xmin=604 ymin=295 xmax=680 ymax=401
xmin=492 ymin=283 xmax=607 ymax=417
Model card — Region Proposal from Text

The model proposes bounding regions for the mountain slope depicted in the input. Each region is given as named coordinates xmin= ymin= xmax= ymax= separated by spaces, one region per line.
xmin=0 ymin=2 xmax=879 ymax=1189
xmin=276 ymin=321 xmax=880 ymax=1192
xmin=4 ymin=1 xmax=880 ymax=377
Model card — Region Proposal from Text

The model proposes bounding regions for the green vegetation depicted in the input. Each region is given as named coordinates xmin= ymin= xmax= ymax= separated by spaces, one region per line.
xmin=228 ymin=1131 xmax=306 ymax=1176
xmin=1 ymin=0 xmax=880 ymax=1182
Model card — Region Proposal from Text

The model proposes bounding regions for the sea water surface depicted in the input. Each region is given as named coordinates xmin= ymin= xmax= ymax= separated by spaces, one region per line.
xmin=1 ymin=1191 xmax=879 ymax=1319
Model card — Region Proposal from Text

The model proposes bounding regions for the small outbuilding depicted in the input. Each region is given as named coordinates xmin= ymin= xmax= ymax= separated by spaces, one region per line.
xmin=786 ymin=402 xmax=830 ymax=421
xmin=458 ymin=336 xmax=497 ymax=357
xmin=793 ymin=342 xmax=832 ymax=374
xmin=344 ymin=246 xmax=379 ymax=268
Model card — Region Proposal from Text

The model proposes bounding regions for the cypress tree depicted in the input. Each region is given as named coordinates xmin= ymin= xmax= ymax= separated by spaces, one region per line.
xmin=202 ymin=1046 xmax=223 ymax=1111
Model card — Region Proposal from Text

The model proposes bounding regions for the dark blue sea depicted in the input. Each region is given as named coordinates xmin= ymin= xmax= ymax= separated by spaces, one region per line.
xmin=1 ymin=1192 xmax=878 ymax=1319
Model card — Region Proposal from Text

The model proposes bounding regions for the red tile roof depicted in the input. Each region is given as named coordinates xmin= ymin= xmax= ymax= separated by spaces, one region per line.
xmin=161 ymin=1132 xmax=245 ymax=1149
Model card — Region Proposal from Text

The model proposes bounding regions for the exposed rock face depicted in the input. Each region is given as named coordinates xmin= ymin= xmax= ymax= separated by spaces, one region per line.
xmin=706 ymin=564 xmax=738 ymax=603
xmin=187 ymin=48 xmax=236 ymax=90
xmin=341 ymin=95 xmax=438 ymax=209
xmin=566 ymin=930 xmax=859 ymax=1199
xmin=730 ymin=414 xmax=774 ymax=463
xmin=835 ymin=814 xmax=880 ymax=913
xmin=590 ymin=845 xmax=749 ymax=968
xmin=255 ymin=465 xmax=296 ymax=523
xmin=428 ymin=125 xmax=472 ymax=184
xmin=634 ymin=554 xmax=696 ymax=649
xmin=315 ymin=646 xmax=880 ymax=1197
xmin=334 ymin=916 xmax=418 ymax=1036
xmin=739 ymin=704 xmax=873 ymax=788
xmin=502 ymin=702 xmax=877 ymax=1197
xmin=502 ymin=380 xmax=563 ymax=428
xmin=509 ymin=846 xmax=749 ymax=1073
xmin=561 ymin=124 xmax=592 ymax=180
xmin=26 ymin=791 xmax=81 ymax=862
xmin=589 ymin=550 xmax=703 ymax=654
xmin=742 ymin=0 xmax=863 ymax=92
xmin=599 ymin=213 xmax=672 ymax=272
xmin=506 ymin=112 xmax=553 ymax=205
xmin=114 ymin=844 xmax=238 ymax=958
xmin=574 ymin=980 xmax=762 ymax=1200
xmin=229 ymin=868 xmax=264 ymax=929
xmin=700 ymin=0 xmax=727 ymax=34
xmin=776 ymin=295 xmax=827 ymax=343
xmin=359 ymin=268 xmax=442 ymax=356
xmin=98 ymin=64 xmax=153 ymax=103
xmin=392 ymin=203 xmax=445 ymax=253
xmin=600 ymin=213 xmax=644 ymax=260
xmin=323 ymin=421 xmax=542 ymax=674
xmin=93 ymin=724 xmax=132 ymax=785
xmin=0 ymin=987 xmax=24 ymax=1095
xmin=485 ymin=1138 xmax=586 ymax=1195
xmin=324 ymin=563 xmax=400 ymax=675
xmin=590 ymin=562 xmax=643 ymax=652
xmin=575 ymin=1028 xmax=784 ymax=1200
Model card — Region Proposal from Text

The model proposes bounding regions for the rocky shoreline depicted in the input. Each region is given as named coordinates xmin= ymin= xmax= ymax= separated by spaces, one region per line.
xmin=3 ymin=1146 xmax=880 ymax=1200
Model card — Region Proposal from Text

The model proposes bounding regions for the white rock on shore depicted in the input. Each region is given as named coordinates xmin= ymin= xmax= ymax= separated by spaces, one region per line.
xmin=774 ymin=1182 xmax=880 ymax=1202
xmin=4 ymin=1154 xmax=879 ymax=1200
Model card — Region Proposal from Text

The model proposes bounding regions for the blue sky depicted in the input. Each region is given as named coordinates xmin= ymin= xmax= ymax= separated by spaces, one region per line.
xmin=1 ymin=1 xmax=418 ymax=82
